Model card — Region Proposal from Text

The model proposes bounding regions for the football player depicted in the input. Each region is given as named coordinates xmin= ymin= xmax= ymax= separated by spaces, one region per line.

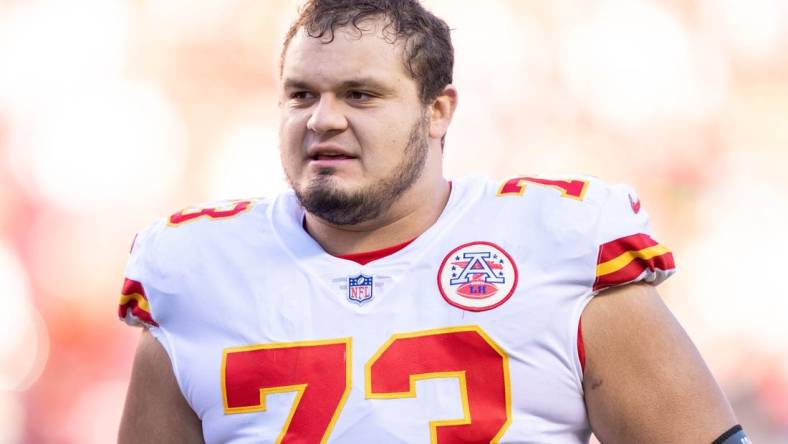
xmin=118 ymin=1 xmax=745 ymax=443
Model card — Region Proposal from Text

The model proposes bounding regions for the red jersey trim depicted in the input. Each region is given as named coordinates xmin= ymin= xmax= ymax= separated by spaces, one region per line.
xmin=119 ymin=278 xmax=159 ymax=327
xmin=338 ymin=238 xmax=416 ymax=265
xmin=593 ymin=233 xmax=675 ymax=291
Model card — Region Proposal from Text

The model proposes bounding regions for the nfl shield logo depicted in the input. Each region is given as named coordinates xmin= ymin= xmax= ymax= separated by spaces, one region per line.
xmin=348 ymin=274 xmax=374 ymax=304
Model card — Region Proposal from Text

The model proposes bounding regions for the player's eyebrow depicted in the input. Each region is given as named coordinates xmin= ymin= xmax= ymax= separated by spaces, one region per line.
xmin=282 ymin=78 xmax=312 ymax=90
xmin=340 ymin=78 xmax=392 ymax=92
xmin=283 ymin=77 xmax=393 ymax=93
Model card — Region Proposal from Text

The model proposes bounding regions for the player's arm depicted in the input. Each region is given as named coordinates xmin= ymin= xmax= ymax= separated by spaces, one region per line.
xmin=119 ymin=329 xmax=205 ymax=444
xmin=582 ymin=283 xmax=739 ymax=443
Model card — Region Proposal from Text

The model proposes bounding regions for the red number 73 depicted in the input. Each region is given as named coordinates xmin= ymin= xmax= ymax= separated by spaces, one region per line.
xmin=222 ymin=326 xmax=511 ymax=443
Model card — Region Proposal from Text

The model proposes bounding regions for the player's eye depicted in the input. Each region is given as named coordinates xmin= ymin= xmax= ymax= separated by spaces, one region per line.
xmin=290 ymin=91 xmax=315 ymax=100
xmin=347 ymin=90 xmax=374 ymax=101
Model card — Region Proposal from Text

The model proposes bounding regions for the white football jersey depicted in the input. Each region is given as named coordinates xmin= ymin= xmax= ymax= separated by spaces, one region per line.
xmin=119 ymin=175 xmax=675 ymax=443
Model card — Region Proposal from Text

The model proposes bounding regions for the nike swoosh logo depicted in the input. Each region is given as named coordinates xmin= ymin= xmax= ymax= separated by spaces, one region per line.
xmin=629 ymin=194 xmax=641 ymax=214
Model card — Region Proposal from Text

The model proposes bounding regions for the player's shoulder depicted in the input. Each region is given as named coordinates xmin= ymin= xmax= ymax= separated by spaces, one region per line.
xmin=131 ymin=196 xmax=274 ymax=261
xmin=470 ymin=173 xmax=637 ymax=212
xmin=164 ymin=196 xmax=269 ymax=230
xmin=465 ymin=174 xmax=650 ymax=244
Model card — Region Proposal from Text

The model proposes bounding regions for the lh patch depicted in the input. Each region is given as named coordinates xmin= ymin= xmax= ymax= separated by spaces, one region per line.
xmin=348 ymin=274 xmax=374 ymax=304
xmin=437 ymin=241 xmax=519 ymax=311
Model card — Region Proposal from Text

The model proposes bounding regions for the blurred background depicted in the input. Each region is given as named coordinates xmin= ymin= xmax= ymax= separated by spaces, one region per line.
xmin=1 ymin=0 xmax=787 ymax=442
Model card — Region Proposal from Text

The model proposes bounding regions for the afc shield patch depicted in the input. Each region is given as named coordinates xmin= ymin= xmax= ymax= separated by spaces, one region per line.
xmin=348 ymin=274 xmax=374 ymax=304
xmin=437 ymin=241 xmax=519 ymax=311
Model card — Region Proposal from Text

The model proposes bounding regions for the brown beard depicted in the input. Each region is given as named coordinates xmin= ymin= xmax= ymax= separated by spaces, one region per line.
xmin=291 ymin=116 xmax=429 ymax=226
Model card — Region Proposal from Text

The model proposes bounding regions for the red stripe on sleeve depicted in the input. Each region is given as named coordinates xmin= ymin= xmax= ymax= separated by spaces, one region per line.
xmin=119 ymin=278 xmax=159 ymax=327
xmin=597 ymin=233 xmax=659 ymax=264
xmin=593 ymin=252 xmax=675 ymax=291
xmin=122 ymin=278 xmax=146 ymax=297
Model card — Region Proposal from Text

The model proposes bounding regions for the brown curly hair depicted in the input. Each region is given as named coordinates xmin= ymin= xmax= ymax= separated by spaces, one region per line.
xmin=280 ymin=0 xmax=454 ymax=104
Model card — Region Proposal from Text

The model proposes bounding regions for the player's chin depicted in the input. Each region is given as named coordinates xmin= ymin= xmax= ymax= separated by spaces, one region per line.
xmin=306 ymin=176 xmax=368 ymax=201
xmin=307 ymin=167 xmax=362 ymax=186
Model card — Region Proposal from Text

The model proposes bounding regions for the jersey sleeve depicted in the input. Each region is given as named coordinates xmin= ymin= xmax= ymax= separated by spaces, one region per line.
xmin=118 ymin=220 xmax=165 ymax=328
xmin=591 ymin=183 xmax=676 ymax=293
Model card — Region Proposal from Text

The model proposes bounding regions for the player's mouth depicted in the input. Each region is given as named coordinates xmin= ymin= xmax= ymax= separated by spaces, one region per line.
xmin=306 ymin=143 xmax=358 ymax=167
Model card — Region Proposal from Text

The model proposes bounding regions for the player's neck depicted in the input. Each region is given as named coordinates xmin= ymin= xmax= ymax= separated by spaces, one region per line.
xmin=303 ymin=176 xmax=451 ymax=257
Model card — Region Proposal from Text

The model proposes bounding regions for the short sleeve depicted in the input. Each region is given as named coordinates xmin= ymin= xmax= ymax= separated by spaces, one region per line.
xmin=118 ymin=221 xmax=164 ymax=328
xmin=592 ymin=184 xmax=676 ymax=293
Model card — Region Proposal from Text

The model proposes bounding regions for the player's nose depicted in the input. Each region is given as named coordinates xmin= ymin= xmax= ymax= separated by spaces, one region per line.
xmin=306 ymin=95 xmax=348 ymax=135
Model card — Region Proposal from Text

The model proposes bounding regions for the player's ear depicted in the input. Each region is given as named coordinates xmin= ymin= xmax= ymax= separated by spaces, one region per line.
xmin=428 ymin=85 xmax=458 ymax=141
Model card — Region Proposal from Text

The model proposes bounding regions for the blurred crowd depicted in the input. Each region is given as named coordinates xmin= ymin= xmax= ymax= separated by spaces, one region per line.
xmin=1 ymin=0 xmax=787 ymax=442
